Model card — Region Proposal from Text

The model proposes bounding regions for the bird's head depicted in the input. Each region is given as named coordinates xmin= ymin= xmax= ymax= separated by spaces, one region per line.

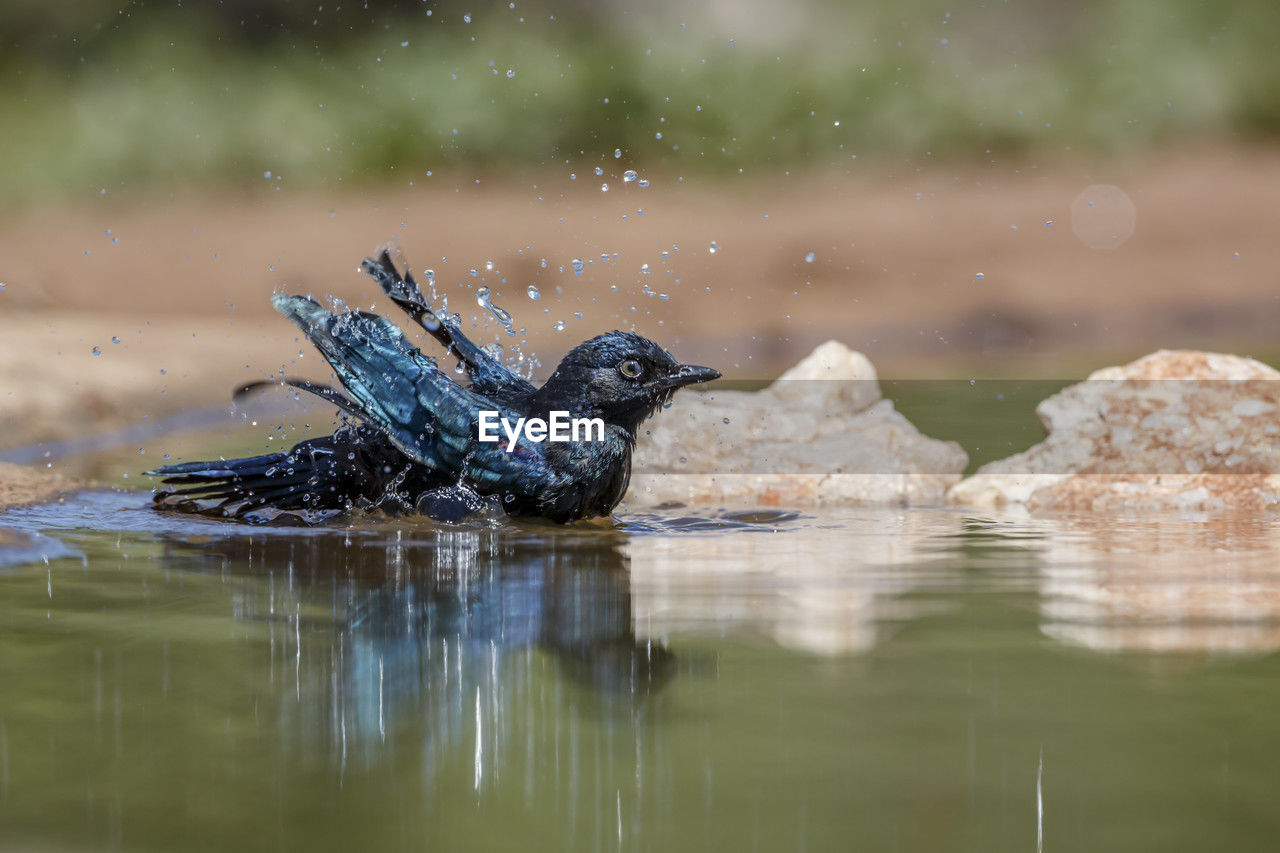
xmin=534 ymin=331 xmax=720 ymax=432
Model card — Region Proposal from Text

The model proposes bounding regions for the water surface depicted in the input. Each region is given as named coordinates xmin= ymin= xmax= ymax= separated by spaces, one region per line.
xmin=2 ymin=491 xmax=1279 ymax=851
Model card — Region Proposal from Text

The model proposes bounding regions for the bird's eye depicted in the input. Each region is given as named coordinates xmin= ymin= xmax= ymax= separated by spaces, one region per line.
xmin=618 ymin=359 xmax=644 ymax=379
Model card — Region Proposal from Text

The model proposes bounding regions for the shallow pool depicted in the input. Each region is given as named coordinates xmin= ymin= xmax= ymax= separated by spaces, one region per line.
xmin=2 ymin=491 xmax=1279 ymax=851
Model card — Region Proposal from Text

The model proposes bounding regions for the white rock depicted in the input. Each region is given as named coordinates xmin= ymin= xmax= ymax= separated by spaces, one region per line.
xmin=626 ymin=341 xmax=968 ymax=508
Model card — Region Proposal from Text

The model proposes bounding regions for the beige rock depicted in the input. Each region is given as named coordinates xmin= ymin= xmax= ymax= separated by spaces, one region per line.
xmin=948 ymin=350 xmax=1280 ymax=512
xmin=625 ymin=341 xmax=968 ymax=508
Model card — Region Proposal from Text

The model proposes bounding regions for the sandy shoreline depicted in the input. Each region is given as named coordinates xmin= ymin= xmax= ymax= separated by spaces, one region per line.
xmin=0 ymin=462 xmax=84 ymax=510
xmin=3 ymin=147 xmax=1278 ymax=453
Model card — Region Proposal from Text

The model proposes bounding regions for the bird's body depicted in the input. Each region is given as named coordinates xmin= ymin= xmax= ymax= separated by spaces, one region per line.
xmin=149 ymin=252 xmax=719 ymax=523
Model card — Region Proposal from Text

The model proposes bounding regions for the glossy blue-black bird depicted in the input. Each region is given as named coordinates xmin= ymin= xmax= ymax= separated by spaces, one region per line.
xmin=149 ymin=251 xmax=720 ymax=523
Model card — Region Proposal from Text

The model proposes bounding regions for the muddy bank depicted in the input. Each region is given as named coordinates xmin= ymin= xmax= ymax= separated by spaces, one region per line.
xmin=0 ymin=462 xmax=83 ymax=510
xmin=3 ymin=148 xmax=1280 ymax=450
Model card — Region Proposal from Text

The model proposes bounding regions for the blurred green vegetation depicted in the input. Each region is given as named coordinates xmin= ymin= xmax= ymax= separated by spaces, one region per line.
xmin=2 ymin=0 xmax=1279 ymax=202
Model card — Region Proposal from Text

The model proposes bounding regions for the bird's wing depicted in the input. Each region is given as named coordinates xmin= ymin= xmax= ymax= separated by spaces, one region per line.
xmin=272 ymin=294 xmax=564 ymax=494
xmin=233 ymin=378 xmax=366 ymax=420
xmin=360 ymin=250 xmax=536 ymax=398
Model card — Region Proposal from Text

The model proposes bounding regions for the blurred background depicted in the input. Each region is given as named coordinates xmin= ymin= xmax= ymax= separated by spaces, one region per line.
xmin=2 ymin=0 xmax=1279 ymax=451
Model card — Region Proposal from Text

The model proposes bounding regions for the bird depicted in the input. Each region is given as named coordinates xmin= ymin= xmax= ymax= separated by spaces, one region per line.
xmin=148 ymin=250 xmax=720 ymax=523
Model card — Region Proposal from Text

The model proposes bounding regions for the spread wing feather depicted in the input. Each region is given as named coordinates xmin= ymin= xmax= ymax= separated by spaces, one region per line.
xmin=359 ymin=251 xmax=535 ymax=401
xmin=271 ymin=294 xmax=563 ymax=496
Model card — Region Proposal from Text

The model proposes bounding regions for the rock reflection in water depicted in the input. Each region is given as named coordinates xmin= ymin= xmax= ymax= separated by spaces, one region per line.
xmin=625 ymin=509 xmax=963 ymax=654
xmin=1032 ymin=514 xmax=1280 ymax=653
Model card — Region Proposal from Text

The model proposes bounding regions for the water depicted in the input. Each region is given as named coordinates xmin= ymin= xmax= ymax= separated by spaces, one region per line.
xmin=2 ymin=490 xmax=1280 ymax=850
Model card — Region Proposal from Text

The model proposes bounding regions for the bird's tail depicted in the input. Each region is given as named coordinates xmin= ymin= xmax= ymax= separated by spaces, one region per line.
xmin=149 ymin=436 xmax=342 ymax=518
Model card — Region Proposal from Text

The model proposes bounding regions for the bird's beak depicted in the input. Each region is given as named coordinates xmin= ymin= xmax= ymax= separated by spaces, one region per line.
xmin=663 ymin=364 xmax=721 ymax=389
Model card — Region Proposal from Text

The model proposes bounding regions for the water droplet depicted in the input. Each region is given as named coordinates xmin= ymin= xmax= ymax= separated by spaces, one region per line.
xmin=526 ymin=285 xmax=541 ymax=300
xmin=623 ymin=170 xmax=637 ymax=183
xmin=263 ymin=171 xmax=272 ymax=179
xmin=553 ymin=320 xmax=566 ymax=331
xmin=804 ymin=251 xmax=816 ymax=263
xmin=708 ymin=241 xmax=719 ymax=254
xmin=638 ymin=178 xmax=650 ymax=188
xmin=640 ymin=263 xmax=650 ymax=274
xmin=91 ymin=346 xmax=101 ymax=356
xmin=463 ymin=13 xmax=472 ymax=23
xmin=570 ymin=258 xmax=585 ymax=275
xmin=600 ymin=183 xmax=609 ymax=192
xmin=1233 ymin=251 xmax=1241 ymax=260
xmin=469 ymin=268 xmax=479 ymax=277
xmin=485 ymin=260 xmax=495 ymax=271
xmin=111 ymin=336 xmax=120 ymax=344
xmin=614 ymin=149 xmax=622 ymax=158
xmin=594 ymin=166 xmax=604 ymax=176
xmin=476 ymin=286 xmax=513 ymax=326
xmin=506 ymin=69 xmax=515 ymax=78
xmin=722 ymin=417 xmax=730 ymax=425
xmin=975 ymin=272 xmax=985 ymax=280
xmin=1045 ymin=220 xmax=1054 ymax=227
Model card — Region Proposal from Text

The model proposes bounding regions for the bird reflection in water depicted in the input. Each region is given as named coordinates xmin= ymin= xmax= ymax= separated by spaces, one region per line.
xmin=158 ymin=523 xmax=676 ymax=788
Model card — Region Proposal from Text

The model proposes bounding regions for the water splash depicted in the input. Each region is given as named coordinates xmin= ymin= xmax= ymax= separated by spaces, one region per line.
xmin=475 ymin=286 xmax=515 ymax=336
xmin=1036 ymin=748 xmax=1044 ymax=853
